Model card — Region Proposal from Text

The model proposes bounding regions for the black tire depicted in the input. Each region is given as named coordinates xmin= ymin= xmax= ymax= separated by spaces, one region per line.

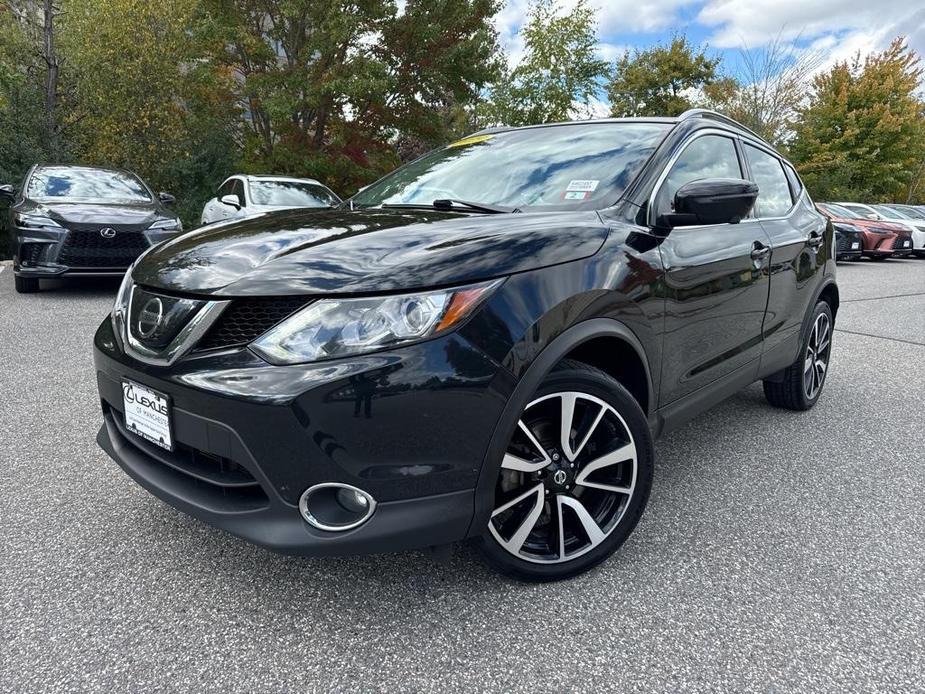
xmin=14 ymin=274 xmax=39 ymax=293
xmin=763 ymin=301 xmax=833 ymax=411
xmin=476 ymin=359 xmax=654 ymax=582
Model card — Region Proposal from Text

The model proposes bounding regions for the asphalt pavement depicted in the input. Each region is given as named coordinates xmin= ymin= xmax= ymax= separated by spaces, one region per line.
xmin=1 ymin=257 xmax=923 ymax=693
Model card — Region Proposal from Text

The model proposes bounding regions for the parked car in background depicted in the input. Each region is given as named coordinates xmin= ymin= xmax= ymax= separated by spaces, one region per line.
xmin=1 ymin=165 xmax=182 ymax=293
xmin=816 ymin=203 xmax=904 ymax=261
xmin=200 ymin=175 xmax=341 ymax=225
xmin=835 ymin=202 xmax=914 ymax=258
xmin=814 ymin=204 xmax=862 ymax=261
xmin=872 ymin=204 xmax=925 ymax=258
xmin=94 ymin=110 xmax=838 ymax=581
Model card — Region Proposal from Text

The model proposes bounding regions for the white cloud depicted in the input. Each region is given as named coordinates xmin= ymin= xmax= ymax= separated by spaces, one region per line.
xmin=697 ymin=0 xmax=925 ymax=53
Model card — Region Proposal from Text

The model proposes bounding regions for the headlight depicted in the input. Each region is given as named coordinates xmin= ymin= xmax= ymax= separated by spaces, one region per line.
xmin=148 ymin=218 xmax=183 ymax=232
xmin=14 ymin=213 xmax=62 ymax=229
xmin=251 ymin=279 xmax=502 ymax=365
xmin=111 ymin=263 xmax=135 ymax=345
xmin=834 ymin=223 xmax=860 ymax=232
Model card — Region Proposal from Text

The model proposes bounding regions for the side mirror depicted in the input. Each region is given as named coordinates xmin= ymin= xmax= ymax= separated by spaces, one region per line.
xmin=158 ymin=191 xmax=176 ymax=205
xmin=657 ymin=178 xmax=758 ymax=230
xmin=220 ymin=194 xmax=241 ymax=210
xmin=0 ymin=184 xmax=15 ymax=204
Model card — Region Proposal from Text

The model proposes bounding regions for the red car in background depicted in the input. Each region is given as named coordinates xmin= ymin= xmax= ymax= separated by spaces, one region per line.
xmin=816 ymin=203 xmax=910 ymax=260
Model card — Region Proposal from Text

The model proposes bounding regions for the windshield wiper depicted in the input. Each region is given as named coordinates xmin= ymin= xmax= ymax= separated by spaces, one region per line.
xmin=432 ymin=199 xmax=519 ymax=214
xmin=380 ymin=200 xmax=518 ymax=214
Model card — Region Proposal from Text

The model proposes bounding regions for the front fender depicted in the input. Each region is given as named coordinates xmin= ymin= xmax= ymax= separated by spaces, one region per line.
xmin=465 ymin=317 xmax=655 ymax=538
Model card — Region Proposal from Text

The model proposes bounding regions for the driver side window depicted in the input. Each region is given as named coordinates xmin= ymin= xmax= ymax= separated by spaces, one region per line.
xmin=655 ymin=135 xmax=742 ymax=218
xmin=232 ymin=179 xmax=247 ymax=207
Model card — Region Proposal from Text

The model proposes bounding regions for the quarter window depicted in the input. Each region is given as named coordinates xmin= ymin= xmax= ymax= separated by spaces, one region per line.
xmin=232 ymin=179 xmax=247 ymax=207
xmin=744 ymin=144 xmax=792 ymax=217
xmin=655 ymin=135 xmax=742 ymax=217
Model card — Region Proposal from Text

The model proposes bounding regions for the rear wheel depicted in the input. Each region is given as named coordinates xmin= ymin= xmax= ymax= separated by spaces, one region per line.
xmin=763 ymin=301 xmax=833 ymax=411
xmin=477 ymin=360 xmax=654 ymax=582
xmin=14 ymin=275 xmax=39 ymax=293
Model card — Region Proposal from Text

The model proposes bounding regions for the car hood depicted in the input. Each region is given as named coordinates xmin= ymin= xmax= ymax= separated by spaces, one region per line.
xmin=22 ymin=200 xmax=165 ymax=228
xmin=133 ymin=207 xmax=609 ymax=296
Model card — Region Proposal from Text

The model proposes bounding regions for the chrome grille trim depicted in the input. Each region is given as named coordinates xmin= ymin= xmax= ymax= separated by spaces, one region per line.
xmin=124 ymin=285 xmax=231 ymax=366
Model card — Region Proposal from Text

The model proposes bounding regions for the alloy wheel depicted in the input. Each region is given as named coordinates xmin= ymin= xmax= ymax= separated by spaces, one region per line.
xmin=803 ymin=312 xmax=831 ymax=400
xmin=489 ymin=391 xmax=637 ymax=564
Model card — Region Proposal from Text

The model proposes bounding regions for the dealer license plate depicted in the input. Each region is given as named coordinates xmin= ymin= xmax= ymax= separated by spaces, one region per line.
xmin=122 ymin=380 xmax=173 ymax=451
xmin=851 ymin=242 xmax=860 ymax=249
xmin=903 ymin=240 xmax=910 ymax=247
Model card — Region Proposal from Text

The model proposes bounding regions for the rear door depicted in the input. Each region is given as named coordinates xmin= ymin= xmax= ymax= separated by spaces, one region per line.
xmin=655 ymin=132 xmax=773 ymax=405
xmin=743 ymin=144 xmax=827 ymax=364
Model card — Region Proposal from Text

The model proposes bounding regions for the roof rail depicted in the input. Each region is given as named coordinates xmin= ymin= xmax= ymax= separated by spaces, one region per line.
xmin=678 ymin=109 xmax=767 ymax=143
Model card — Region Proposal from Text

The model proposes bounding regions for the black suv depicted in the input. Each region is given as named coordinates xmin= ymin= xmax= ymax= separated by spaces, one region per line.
xmin=1 ymin=165 xmax=182 ymax=293
xmin=93 ymin=111 xmax=837 ymax=581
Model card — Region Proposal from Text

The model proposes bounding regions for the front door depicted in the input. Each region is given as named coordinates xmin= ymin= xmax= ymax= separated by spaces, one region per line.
xmin=654 ymin=133 xmax=772 ymax=405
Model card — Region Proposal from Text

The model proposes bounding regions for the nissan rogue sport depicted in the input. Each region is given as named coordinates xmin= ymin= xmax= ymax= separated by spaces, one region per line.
xmin=93 ymin=110 xmax=838 ymax=581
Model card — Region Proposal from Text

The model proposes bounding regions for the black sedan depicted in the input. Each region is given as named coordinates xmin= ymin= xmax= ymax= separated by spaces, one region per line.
xmin=1 ymin=165 xmax=182 ymax=293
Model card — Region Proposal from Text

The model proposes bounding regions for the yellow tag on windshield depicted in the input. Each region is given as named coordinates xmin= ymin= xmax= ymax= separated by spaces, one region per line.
xmin=447 ymin=134 xmax=493 ymax=148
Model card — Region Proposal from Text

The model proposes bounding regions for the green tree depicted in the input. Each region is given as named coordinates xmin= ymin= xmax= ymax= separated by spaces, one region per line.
xmin=202 ymin=0 xmax=502 ymax=193
xmin=608 ymin=35 xmax=721 ymax=117
xmin=789 ymin=38 xmax=925 ymax=201
xmin=482 ymin=0 xmax=608 ymax=126
xmin=61 ymin=0 xmax=239 ymax=225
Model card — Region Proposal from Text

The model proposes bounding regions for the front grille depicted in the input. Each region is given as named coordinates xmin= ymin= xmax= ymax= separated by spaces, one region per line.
xmin=58 ymin=230 xmax=149 ymax=268
xmin=835 ymin=234 xmax=853 ymax=253
xmin=109 ymin=405 xmax=269 ymax=510
xmin=196 ymin=297 xmax=310 ymax=351
xmin=891 ymin=236 xmax=910 ymax=250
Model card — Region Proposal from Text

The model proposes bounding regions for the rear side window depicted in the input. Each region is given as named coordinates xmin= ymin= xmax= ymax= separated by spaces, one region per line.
xmin=744 ymin=144 xmax=792 ymax=217
xmin=655 ymin=135 xmax=742 ymax=216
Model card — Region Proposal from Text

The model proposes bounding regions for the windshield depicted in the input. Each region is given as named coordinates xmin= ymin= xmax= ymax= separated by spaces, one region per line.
xmin=249 ymin=180 xmax=339 ymax=207
xmin=873 ymin=204 xmax=909 ymax=219
xmin=27 ymin=167 xmax=151 ymax=203
xmin=820 ymin=203 xmax=859 ymax=218
xmin=896 ymin=206 xmax=925 ymax=220
xmin=351 ymin=122 xmax=672 ymax=212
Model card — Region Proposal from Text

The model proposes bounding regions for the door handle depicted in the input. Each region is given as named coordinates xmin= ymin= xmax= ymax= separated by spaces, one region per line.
xmin=808 ymin=232 xmax=824 ymax=248
xmin=750 ymin=241 xmax=771 ymax=260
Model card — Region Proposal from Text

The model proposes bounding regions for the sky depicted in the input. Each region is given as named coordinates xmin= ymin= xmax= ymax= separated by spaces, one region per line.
xmin=495 ymin=0 xmax=925 ymax=108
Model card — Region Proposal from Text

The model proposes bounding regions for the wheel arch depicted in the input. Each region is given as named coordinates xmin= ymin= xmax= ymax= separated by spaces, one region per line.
xmin=468 ymin=318 xmax=655 ymax=537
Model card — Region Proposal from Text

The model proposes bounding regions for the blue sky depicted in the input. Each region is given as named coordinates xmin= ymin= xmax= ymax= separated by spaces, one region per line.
xmin=495 ymin=0 xmax=925 ymax=107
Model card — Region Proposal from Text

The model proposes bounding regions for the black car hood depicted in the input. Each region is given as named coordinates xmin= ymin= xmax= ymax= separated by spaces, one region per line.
xmin=132 ymin=207 xmax=609 ymax=296
xmin=25 ymin=201 xmax=163 ymax=228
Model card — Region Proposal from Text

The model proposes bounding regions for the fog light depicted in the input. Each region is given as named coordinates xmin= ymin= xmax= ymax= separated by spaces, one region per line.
xmin=299 ymin=483 xmax=377 ymax=532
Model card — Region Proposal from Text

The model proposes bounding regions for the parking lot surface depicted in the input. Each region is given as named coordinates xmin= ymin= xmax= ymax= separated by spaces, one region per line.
xmin=1 ymin=258 xmax=924 ymax=693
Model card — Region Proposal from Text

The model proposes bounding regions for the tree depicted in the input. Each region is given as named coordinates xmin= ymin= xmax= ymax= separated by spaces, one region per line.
xmin=482 ymin=0 xmax=608 ymax=126
xmin=789 ymin=38 xmax=925 ymax=201
xmin=608 ymin=35 xmax=720 ymax=117
xmin=705 ymin=34 xmax=825 ymax=146
xmin=202 ymin=0 xmax=502 ymax=192
xmin=61 ymin=0 xmax=239 ymax=223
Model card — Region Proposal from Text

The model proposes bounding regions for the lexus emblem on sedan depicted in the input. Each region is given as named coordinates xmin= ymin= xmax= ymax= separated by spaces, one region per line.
xmin=100 ymin=227 xmax=117 ymax=239
xmin=137 ymin=297 xmax=164 ymax=339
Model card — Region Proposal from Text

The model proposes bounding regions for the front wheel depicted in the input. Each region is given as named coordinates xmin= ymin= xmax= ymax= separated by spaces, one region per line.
xmin=14 ymin=274 xmax=39 ymax=293
xmin=477 ymin=360 xmax=654 ymax=582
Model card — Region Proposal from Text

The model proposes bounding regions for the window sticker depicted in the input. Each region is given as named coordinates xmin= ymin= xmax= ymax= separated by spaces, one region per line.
xmin=447 ymin=134 xmax=494 ymax=148
xmin=564 ymin=191 xmax=590 ymax=200
xmin=566 ymin=180 xmax=600 ymax=192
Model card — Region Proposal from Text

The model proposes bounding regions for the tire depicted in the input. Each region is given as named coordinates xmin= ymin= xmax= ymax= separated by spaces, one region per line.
xmin=763 ymin=301 xmax=833 ymax=411
xmin=14 ymin=274 xmax=39 ymax=293
xmin=476 ymin=359 xmax=654 ymax=582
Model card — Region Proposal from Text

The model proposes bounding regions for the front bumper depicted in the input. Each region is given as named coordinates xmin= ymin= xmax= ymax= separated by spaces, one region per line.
xmin=93 ymin=317 xmax=513 ymax=555
xmin=13 ymin=226 xmax=175 ymax=276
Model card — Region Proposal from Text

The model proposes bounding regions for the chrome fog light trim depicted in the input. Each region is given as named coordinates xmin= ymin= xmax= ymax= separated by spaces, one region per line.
xmin=298 ymin=483 xmax=377 ymax=532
